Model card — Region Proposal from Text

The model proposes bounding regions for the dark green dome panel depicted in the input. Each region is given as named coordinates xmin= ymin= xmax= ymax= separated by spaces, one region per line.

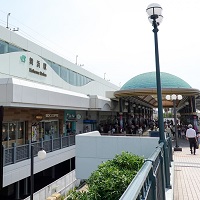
xmin=121 ymin=72 xmax=191 ymax=90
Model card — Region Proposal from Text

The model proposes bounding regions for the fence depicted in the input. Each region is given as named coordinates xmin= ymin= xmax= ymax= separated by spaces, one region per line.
xmin=3 ymin=135 xmax=75 ymax=166
xmin=120 ymin=136 xmax=172 ymax=200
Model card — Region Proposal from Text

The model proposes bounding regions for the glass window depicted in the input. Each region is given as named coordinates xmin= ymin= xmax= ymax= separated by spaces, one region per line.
xmin=83 ymin=76 xmax=86 ymax=85
xmin=8 ymin=44 xmax=23 ymax=53
xmin=80 ymin=75 xmax=84 ymax=86
xmin=76 ymin=73 xmax=81 ymax=86
xmin=9 ymin=123 xmax=16 ymax=140
xmin=0 ymin=40 xmax=8 ymax=54
xmin=51 ymin=62 xmax=60 ymax=75
xmin=39 ymin=120 xmax=59 ymax=140
xmin=42 ymin=57 xmax=93 ymax=86
xmin=43 ymin=58 xmax=52 ymax=67
xmin=2 ymin=121 xmax=25 ymax=148
xmin=74 ymin=72 xmax=77 ymax=86
xmin=69 ymin=70 xmax=75 ymax=85
xmin=60 ymin=66 xmax=70 ymax=82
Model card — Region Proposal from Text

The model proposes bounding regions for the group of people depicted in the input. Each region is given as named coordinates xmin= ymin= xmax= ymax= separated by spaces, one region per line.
xmin=165 ymin=123 xmax=188 ymax=139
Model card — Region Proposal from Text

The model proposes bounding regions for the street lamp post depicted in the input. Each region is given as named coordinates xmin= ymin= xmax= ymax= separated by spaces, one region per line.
xmin=6 ymin=13 xmax=11 ymax=29
xmin=166 ymin=94 xmax=183 ymax=151
xmin=146 ymin=3 xmax=171 ymax=190
xmin=30 ymin=147 xmax=46 ymax=200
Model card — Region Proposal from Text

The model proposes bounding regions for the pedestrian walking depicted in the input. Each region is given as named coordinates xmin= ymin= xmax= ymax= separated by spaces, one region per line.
xmin=186 ymin=124 xmax=197 ymax=155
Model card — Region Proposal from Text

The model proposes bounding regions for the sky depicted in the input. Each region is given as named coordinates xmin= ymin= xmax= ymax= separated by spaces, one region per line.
xmin=0 ymin=0 xmax=200 ymax=89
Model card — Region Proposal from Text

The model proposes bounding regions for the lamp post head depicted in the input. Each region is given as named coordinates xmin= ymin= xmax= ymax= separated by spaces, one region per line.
xmin=38 ymin=149 xmax=46 ymax=160
xmin=146 ymin=3 xmax=163 ymax=26
xmin=166 ymin=95 xmax=171 ymax=101
xmin=177 ymin=95 xmax=182 ymax=100
xmin=171 ymin=94 xmax=177 ymax=100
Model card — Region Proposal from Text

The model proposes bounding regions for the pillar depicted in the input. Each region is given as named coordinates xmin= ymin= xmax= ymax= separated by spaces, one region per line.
xmin=15 ymin=181 xmax=20 ymax=200
xmin=119 ymin=98 xmax=123 ymax=131
xmin=24 ymin=178 xmax=28 ymax=196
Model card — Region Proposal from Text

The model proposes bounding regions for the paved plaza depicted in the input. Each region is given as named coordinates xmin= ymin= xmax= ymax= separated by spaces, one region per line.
xmin=171 ymin=138 xmax=200 ymax=200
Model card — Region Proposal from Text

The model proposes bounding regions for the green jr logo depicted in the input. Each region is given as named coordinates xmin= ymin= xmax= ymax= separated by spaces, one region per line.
xmin=20 ymin=55 xmax=26 ymax=63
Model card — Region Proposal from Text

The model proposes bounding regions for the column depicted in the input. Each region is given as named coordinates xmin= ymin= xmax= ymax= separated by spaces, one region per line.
xmin=15 ymin=181 xmax=20 ymax=200
xmin=119 ymin=98 xmax=123 ymax=131
xmin=24 ymin=178 xmax=28 ymax=196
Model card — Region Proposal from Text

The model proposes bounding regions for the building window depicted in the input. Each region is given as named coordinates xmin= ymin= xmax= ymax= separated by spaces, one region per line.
xmin=8 ymin=44 xmax=23 ymax=53
xmin=39 ymin=120 xmax=59 ymax=140
xmin=0 ymin=40 xmax=8 ymax=54
xmin=2 ymin=121 xmax=25 ymax=148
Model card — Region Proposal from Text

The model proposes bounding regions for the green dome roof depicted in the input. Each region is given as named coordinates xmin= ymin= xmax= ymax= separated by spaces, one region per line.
xmin=121 ymin=72 xmax=191 ymax=90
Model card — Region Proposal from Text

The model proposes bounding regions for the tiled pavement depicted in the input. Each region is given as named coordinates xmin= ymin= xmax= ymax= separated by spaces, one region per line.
xmin=172 ymin=138 xmax=200 ymax=200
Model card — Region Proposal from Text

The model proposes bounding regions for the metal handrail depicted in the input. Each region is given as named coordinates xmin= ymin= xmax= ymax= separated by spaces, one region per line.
xmin=3 ymin=135 xmax=75 ymax=166
xmin=120 ymin=161 xmax=152 ymax=200
xmin=120 ymin=139 xmax=171 ymax=200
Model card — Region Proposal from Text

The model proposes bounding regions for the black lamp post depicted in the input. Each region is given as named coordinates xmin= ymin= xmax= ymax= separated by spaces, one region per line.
xmin=146 ymin=3 xmax=171 ymax=189
xmin=30 ymin=147 xmax=46 ymax=200
xmin=166 ymin=94 xmax=183 ymax=151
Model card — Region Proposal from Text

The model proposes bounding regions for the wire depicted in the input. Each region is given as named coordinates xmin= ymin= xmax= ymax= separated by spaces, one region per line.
xmin=0 ymin=10 xmax=77 ymax=63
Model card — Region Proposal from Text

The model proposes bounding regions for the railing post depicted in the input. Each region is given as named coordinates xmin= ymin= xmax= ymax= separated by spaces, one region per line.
xmin=163 ymin=141 xmax=171 ymax=188
xmin=67 ymin=135 xmax=70 ymax=147
xmin=168 ymin=137 xmax=173 ymax=162
xmin=40 ymin=138 xmax=44 ymax=149
xmin=149 ymin=165 xmax=157 ymax=200
xmin=60 ymin=135 xmax=63 ymax=149
xmin=3 ymin=146 xmax=5 ymax=167
xmin=12 ymin=143 xmax=16 ymax=164
xmin=51 ymin=136 xmax=53 ymax=152
xmin=28 ymin=140 xmax=31 ymax=159
xmin=159 ymin=148 xmax=166 ymax=200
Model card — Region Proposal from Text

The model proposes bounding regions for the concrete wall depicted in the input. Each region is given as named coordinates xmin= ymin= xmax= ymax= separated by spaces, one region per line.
xmin=24 ymin=170 xmax=79 ymax=200
xmin=76 ymin=131 xmax=159 ymax=179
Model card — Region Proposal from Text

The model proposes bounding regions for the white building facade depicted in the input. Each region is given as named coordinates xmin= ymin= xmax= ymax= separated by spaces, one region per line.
xmin=0 ymin=25 xmax=119 ymax=199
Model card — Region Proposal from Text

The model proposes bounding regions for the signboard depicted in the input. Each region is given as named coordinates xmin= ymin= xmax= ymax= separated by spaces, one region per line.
xmin=83 ymin=120 xmax=97 ymax=124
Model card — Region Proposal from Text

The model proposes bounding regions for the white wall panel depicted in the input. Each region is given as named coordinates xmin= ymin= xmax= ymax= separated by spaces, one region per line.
xmin=0 ymin=54 xmax=10 ymax=74
xmin=76 ymin=131 xmax=159 ymax=179
xmin=0 ymin=26 xmax=11 ymax=43
xmin=41 ymin=48 xmax=53 ymax=62
xmin=27 ymin=40 xmax=42 ymax=56
xmin=10 ymin=31 xmax=28 ymax=50
xmin=0 ymin=79 xmax=8 ymax=103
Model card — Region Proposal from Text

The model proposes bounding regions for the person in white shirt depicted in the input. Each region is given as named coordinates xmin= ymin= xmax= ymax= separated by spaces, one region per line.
xmin=186 ymin=124 xmax=197 ymax=155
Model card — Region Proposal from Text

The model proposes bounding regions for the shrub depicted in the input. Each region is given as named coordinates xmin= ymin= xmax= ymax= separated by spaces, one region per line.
xmin=66 ymin=151 xmax=144 ymax=200
xmin=87 ymin=152 xmax=144 ymax=200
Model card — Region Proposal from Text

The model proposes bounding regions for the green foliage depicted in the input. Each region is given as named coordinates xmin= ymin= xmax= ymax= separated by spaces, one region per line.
xmin=163 ymin=112 xmax=172 ymax=118
xmin=87 ymin=152 xmax=144 ymax=200
xmin=67 ymin=152 xmax=144 ymax=200
xmin=66 ymin=189 xmax=88 ymax=200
